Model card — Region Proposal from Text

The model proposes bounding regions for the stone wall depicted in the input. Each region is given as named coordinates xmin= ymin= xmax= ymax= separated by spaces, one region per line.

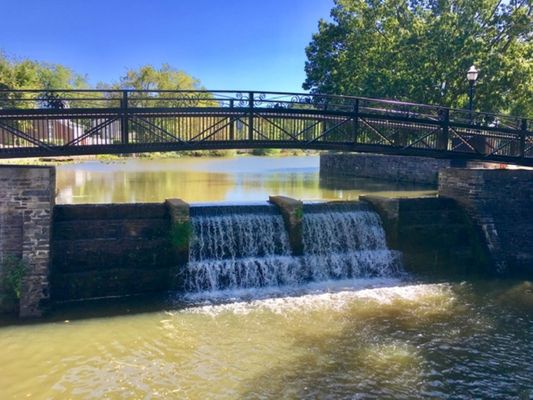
xmin=320 ymin=152 xmax=452 ymax=184
xmin=0 ymin=165 xmax=55 ymax=317
xmin=439 ymin=168 xmax=533 ymax=275
xmin=361 ymin=195 xmax=490 ymax=276
xmin=51 ymin=202 xmax=188 ymax=301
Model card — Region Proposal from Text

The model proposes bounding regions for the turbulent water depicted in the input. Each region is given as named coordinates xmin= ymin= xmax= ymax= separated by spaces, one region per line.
xmin=302 ymin=206 xmax=401 ymax=281
xmin=184 ymin=204 xmax=402 ymax=294
xmin=1 ymin=280 xmax=531 ymax=399
xmin=1 ymin=199 xmax=530 ymax=399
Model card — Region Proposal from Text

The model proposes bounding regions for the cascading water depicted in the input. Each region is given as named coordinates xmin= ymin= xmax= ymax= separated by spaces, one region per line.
xmin=185 ymin=205 xmax=301 ymax=291
xmin=302 ymin=203 xmax=402 ymax=281
xmin=183 ymin=203 xmax=402 ymax=294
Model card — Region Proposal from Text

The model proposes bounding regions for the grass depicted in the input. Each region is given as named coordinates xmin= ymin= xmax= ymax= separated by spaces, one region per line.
xmin=1 ymin=149 xmax=320 ymax=166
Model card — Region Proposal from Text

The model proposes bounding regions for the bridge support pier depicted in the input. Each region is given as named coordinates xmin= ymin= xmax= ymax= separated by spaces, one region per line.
xmin=320 ymin=152 xmax=452 ymax=185
xmin=0 ymin=165 xmax=55 ymax=317
xmin=439 ymin=168 xmax=533 ymax=275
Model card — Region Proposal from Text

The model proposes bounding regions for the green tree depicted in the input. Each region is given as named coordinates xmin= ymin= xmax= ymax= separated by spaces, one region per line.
xmin=101 ymin=64 xmax=215 ymax=108
xmin=0 ymin=51 xmax=88 ymax=90
xmin=303 ymin=0 xmax=532 ymax=116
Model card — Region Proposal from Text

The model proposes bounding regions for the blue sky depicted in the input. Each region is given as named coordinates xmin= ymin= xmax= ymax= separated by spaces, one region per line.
xmin=0 ymin=0 xmax=334 ymax=92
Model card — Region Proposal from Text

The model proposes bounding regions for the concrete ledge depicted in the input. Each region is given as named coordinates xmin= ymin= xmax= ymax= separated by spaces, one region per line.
xmin=269 ymin=196 xmax=303 ymax=256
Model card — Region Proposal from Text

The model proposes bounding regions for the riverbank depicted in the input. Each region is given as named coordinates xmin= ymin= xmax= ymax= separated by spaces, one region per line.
xmin=0 ymin=148 xmax=319 ymax=166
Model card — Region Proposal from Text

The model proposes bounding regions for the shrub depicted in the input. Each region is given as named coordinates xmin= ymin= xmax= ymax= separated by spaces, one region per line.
xmin=0 ymin=256 xmax=27 ymax=300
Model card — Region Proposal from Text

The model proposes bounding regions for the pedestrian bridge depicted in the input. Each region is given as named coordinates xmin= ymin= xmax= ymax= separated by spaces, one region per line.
xmin=0 ymin=89 xmax=531 ymax=165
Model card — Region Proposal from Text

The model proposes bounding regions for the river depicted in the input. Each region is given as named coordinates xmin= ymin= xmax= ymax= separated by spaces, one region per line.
xmin=54 ymin=155 xmax=435 ymax=204
xmin=1 ymin=156 xmax=531 ymax=399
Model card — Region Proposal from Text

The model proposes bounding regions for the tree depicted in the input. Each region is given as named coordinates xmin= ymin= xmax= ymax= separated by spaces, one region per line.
xmin=0 ymin=51 xmax=88 ymax=90
xmin=102 ymin=64 xmax=215 ymax=108
xmin=303 ymin=0 xmax=532 ymax=116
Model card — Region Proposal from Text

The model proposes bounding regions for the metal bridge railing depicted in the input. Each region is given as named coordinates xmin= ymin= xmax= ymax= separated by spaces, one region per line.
xmin=0 ymin=89 xmax=531 ymax=164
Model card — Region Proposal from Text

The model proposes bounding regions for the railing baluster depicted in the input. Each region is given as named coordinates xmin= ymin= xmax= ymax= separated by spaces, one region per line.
xmin=438 ymin=108 xmax=450 ymax=151
xmin=248 ymin=92 xmax=254 ymax=142
xmin=121 ymin=91 xmax=129 ymax=145
xmin=352 ymin=99 xmax=359 ymax=144
xmin=229 ymin=99 xmax=235 ymax=141
xmin=519 ymin=118 xmax=527 ymax=158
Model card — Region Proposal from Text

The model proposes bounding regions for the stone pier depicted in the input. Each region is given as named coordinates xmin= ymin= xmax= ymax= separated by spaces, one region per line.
xmin=360 ymin=195 xmax=489 ymax=275
xmin=269 ymin=196 xmax=304 ymax=256
xmin=320 ymin=152 xmax=453 ymax=184
xmin=439 ymin=168 xmax=533 ymax=274
xmin=0 ymin=165 xmax=55 ymax=317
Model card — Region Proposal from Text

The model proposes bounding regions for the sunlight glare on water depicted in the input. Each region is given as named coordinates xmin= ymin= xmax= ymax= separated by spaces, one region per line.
xmin=1 ymin=280 xmax=531 ymax=399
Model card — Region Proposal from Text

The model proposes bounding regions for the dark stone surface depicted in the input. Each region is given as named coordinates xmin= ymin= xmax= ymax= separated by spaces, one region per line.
xmin=269 ymin=196 xmax=304 ymax=256
xmin=51 ymin=202 xmax=177 ymax=301
xmin=54 ymin=203 xmax=167 ymax=221
xmin=320 ymin=152 xmax=451 ymax=184
xmin=439 ymin=168 xmax=533 ymax=275
xmin=166 ymin=199 xmax=190 ymax=290
xmin=0 ymin=166 xmax=55 ymax=317
xmin=360 ymin=195 xmax=490 ymax=276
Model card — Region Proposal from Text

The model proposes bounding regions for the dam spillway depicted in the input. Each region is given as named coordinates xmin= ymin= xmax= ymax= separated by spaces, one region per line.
xmin=183 ymin=202 xmax=402 ymax=294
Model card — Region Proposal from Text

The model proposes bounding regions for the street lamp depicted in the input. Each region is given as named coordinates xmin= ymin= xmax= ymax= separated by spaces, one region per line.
xmin=467 ymin=65 xmax=479 ymax=122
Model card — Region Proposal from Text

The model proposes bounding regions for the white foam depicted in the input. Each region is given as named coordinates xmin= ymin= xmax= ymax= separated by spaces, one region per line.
xmin=177 ymin=281 xmax=454 ymax=316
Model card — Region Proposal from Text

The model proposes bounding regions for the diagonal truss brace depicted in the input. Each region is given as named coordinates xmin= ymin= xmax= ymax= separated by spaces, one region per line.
xmin=0 ymin=120 xmax=53 ymax=150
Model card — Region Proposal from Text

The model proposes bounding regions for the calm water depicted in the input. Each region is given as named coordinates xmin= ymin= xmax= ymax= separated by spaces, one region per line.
xmin=0 ymin=279 xmax=531 ymax=399
xmin=55 ymin=156 xmax=436 ymax=204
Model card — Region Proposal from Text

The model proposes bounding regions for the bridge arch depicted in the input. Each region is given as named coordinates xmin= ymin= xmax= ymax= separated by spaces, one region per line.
xmin=0 ymin=89 xmax=531 ymax=165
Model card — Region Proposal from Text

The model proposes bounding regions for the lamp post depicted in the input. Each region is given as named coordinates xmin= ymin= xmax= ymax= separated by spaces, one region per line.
xmin=467 ymin=65 xmax=479 ymax=123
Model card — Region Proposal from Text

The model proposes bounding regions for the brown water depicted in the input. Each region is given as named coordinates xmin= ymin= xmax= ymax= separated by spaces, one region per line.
xmin=3 ymin=156 xmax=531 ymax=399
xmin=55 ymin=156 xmax=435 ymax=204
xmin=0 ymin=279 xmax=531 ymax=399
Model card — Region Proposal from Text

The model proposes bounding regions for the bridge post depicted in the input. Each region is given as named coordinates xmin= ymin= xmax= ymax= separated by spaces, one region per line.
xmin=248 ymin=92 xmax=254 ymax=142
xmin=519 ymin=118 xmax=527 ymax=158
xmin=120 ymin=91 xmax=129 ymax=145
xmin=437 ymin=108 xmax=449 ymax=151
xmin=229 ymin=99 xmax=235 ymax=141
xmin=352 ymin=99 xmax=359 ymax=143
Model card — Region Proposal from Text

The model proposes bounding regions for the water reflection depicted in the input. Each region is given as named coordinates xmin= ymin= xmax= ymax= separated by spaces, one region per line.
xmin=56 ymin=156 xmax=436 ymax=204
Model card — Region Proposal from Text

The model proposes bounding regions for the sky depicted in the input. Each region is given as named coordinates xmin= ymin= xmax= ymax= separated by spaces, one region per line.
xmin=0 ymin=0 xmax=334 ymax=92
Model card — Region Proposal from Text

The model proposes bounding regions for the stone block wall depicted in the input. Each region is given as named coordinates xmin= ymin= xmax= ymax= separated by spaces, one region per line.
xmin=51 ymin=203 xmax=181 ymax=301
xmin=320 ymin=152 xmax=452 ymax=184
xmin=361 ymin=195 xmax=490 ymax=276
xmin=0 ymin=165 xmax=55 ymax=317
xmin=439 ymin=169 xmax=533 ymax=274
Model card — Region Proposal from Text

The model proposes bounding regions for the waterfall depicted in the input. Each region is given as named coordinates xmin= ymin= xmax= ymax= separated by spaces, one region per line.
xmin=185 ymin=205 xmax=302 ymax=291
xmin=302 ymin=204 xmax=402 ymax=280
xmin=183 ymin=203 xmax=402 ymax=293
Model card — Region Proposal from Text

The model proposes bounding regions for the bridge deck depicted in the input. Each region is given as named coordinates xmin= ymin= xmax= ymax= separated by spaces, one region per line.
xmin=0 ymin=90 xmax=531 ymax=165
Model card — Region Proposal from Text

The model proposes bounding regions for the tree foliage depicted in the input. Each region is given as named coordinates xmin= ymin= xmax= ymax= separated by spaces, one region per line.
xmin=113 ymin=64 xmax=202 ymax=91
xmin=303 ymin=0 xmax=532 ymax=116
xmin=0 ymin=52 xmax=88 ymax=90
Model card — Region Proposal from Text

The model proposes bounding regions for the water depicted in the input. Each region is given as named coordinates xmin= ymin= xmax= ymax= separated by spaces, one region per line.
xmin=183 ymin=204 xmax=401 ymax=295
xmin=0 ymin=280 xmax=531 ymax=399
xmin=302 ymin=204 xmax=401 ymax=281
xmin=1 ymin=157 xmax=531 ymax=398
xmin=186 ymin=206 xmax=294 ymax=292
xmin=54 ymin=156 xmax=436 ymax=203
